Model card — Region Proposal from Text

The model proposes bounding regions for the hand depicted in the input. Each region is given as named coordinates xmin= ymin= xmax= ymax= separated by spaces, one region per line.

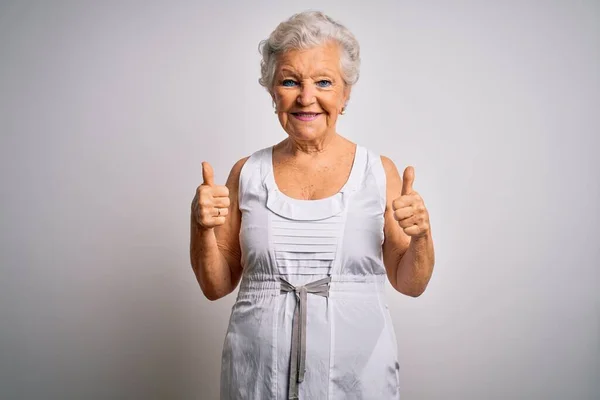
xmin=192 ymin=162 xmax=230 ymax=229
xmin=392 ymin=166 xmax=430 ymax=238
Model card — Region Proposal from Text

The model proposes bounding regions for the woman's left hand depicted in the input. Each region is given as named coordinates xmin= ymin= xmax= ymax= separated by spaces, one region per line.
xmin=392 ymin=166 xmax=430 ymax=238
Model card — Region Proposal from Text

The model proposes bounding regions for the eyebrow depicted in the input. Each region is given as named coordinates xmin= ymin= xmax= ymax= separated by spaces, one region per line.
xmin=278 ymin=68 xmax=337 ymax=77
xmin=279 ymin=67 xmax=298 ymax=75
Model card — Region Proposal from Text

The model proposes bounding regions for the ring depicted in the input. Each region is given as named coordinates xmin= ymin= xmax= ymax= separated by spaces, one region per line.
xmin=217 ymin=208 xmax=221 ymax=217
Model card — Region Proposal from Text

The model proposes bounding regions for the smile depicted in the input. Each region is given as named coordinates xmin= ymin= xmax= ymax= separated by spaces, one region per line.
xmin=291 ymin=112 xmax=321 ymax=121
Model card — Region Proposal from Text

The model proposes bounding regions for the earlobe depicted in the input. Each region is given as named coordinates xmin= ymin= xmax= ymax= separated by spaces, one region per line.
xmin=340 ymin=95 xmax=350 ymax=115
xmin=340 ymin=98 xmax=349 ymax=115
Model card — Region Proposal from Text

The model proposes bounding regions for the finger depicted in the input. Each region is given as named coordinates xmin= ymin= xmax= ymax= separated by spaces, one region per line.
xmin=200 ymin=216 xmax=227 ymax=229
xmin=213 ymin=207 xmax=229 ymax=218
xmin=212 ymin=197 xmax=231 ymax=208
xmin=211 ymin=185 xmax=230 ymax=198
xmin=392 ymin=197 xmax=407 ymax=211
xmin=197 ymin=208 xmax=227 ymax=229
xmin=401 ymin=166 xmax=415 ymax=196
xmin=397 ymin=214 xmax=419 ymax=229
xmin=393 ymin=207 xmax=413 ymax=221
xmin=403 ymin=225 xmax=423 ymax=237
xmin=202 ymin=161 xmax=215 ymax=186
xmin=392 ymin=192 xmax=418 ymax=210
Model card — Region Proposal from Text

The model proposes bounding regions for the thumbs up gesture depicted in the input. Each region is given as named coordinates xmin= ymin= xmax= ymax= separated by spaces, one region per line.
xmin=392 ymin=166 xmax=430 ymax=238
xmin=192 ymin=162 xmax=231 ymax=229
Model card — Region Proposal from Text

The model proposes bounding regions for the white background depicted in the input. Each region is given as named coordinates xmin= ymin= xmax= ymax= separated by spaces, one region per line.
xmin=1 ymin=1 xmax=598 ymax=399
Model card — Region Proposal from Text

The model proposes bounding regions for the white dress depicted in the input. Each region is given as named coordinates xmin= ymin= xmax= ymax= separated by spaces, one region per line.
xmin=220 ymin=144 xmax=402 ymax=399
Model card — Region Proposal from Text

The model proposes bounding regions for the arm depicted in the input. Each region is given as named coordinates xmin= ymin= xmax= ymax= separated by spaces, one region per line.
xmin=381 ymin=156 xmax=435 ymax=297
xmin=189 ymin=157 xmax=249 ymax=301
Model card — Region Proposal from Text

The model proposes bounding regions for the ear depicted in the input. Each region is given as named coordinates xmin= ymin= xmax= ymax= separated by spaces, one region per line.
xmin=270 ymin=91 xmax=277 ymax=108
xmin=271 ymin=87 xmax=281 ymax=102
xmin=342 ymin=85 xmax=352 ymax=109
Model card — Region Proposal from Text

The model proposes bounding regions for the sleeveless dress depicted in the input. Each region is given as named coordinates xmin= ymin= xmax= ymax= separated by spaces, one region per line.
xmin=220 ymin=144 xmax=402 ymax=399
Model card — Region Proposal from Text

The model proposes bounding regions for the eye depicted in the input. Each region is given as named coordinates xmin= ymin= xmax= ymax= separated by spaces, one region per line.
xmin=316 ymin=80 xmax=332 ymax=88
xmin=282 ymin=79 xmax=298 ymax=87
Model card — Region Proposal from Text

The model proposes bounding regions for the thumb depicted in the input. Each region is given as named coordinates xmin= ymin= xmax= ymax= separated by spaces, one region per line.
xmin=401 ymin=166 xmax=415 ymax=196
xmin=202 ymin=161 xmax=215 ymax=186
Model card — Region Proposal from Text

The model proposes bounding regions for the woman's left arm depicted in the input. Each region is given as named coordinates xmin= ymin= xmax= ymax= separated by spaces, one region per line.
xmin=380 ymin=156 xmax=435 ymax=297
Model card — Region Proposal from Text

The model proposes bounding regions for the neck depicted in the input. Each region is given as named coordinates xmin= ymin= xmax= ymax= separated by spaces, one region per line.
xmin=283 ymin=132 xmax=340 ymax=156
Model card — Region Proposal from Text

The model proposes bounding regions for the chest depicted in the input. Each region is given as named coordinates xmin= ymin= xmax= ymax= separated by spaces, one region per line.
xmin=273 ymin=157 xmax=354 ymax=200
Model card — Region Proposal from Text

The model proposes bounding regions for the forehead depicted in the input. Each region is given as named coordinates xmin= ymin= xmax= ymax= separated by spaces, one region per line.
xmin=276 ymin=42 xmax=342 ymax=75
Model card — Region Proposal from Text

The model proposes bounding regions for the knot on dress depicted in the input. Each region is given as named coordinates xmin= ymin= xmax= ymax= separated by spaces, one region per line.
xmin=279 ymin=276 xmax=331 ymax=400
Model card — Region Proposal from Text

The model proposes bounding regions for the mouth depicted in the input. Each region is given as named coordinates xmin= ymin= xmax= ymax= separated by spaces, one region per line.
xmin=291 ymin=112 xmax=321 ymax=121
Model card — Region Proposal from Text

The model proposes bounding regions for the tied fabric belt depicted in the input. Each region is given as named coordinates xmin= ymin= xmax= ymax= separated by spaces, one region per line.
xmin=279 ymin=276 xmax=331 ymax=400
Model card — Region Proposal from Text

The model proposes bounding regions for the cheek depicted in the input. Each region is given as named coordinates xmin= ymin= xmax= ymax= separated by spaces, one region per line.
xmin=278 ymin=113 xmax=288 ymax=125
xmin=323 ymin=91 xmax=345 ymax=111
xmin=274 ymin=90 xmax=295 ymax=106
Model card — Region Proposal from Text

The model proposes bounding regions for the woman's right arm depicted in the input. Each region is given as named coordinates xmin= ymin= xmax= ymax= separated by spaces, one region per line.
xmin=189 ymin=157 xmax=249 ymax=301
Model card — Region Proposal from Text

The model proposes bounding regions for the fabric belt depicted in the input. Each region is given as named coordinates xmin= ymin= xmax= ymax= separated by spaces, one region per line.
xmin=279 ymin=276 xmax=331 ymax=400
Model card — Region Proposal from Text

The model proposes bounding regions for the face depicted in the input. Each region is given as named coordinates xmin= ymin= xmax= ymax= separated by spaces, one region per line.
xmin=271 ymin=42 xmax=350 ymax=141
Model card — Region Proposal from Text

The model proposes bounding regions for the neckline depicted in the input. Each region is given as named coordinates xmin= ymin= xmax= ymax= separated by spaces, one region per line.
xmin=267 ymin=144 xmax=361 ymax=203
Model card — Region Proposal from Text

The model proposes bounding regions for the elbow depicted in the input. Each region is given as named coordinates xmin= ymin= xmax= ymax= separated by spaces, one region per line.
xmin=404 ymin=287 xmax=426 ymax=298
xmin=204 ymin=291 xmax=225 ymax=301
xmin=395 ymin=281 xmax=429 ymax=298
xmin=192 ymin=270 xmax=229 ymax=301
xmin=200 ymin=284 xmax=231 ymax=301
xmin=393 ymin=265 xmax=434 ymax=298
xmin=191 ymin=262 xmax=232 ymax=301
xmin=200 ymin=280 xmax=234 ymax=301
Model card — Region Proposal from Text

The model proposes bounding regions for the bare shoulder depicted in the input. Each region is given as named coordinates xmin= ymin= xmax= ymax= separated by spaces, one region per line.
xmin=380 ymin=155 xmax=398 ymax=172
xmin=224 ymin=156 xmax=251 ymax=192
xmin=233 ymin=156 xmax=251 ymax=172
xmin=380 ymin=155 xmax=403 ymax=192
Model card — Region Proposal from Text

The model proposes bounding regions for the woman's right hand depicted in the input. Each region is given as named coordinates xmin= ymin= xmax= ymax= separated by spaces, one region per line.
xmin=192 ymin=162 xmax=230 ymax=229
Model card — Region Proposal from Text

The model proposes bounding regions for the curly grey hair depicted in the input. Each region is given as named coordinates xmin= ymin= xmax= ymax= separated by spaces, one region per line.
xmin=258 ymin=11 xmax=361 ymax=92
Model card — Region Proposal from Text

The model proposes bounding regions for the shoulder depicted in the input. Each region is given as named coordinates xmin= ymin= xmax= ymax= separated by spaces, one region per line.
xmin=379 ymin=155 xmax=403 ymax=199
xmin=358 ymin=145 xmax=401 ymax=184
xmin=226 ymin=145 xmax=274 ymax=199
xmin=226 ymin=145 xmax=270 ymax=182
xmin=224 ymin=156 xmax=250 ymax=193
xmin=380 ymin=155 xmax=401 ymax=179
xmin=356 ymin=145 xmax=396 ymax=173
xmin=229 ymin=156 xmax=251 ymax=178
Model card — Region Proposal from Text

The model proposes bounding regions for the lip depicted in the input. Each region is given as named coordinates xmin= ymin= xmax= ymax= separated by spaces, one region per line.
xmin=291 ymin=112 xmax=321 ymax=122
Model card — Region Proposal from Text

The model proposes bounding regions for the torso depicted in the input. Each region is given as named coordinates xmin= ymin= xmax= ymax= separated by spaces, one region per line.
xmin=272 ymin=136 xmax=357 ymax=200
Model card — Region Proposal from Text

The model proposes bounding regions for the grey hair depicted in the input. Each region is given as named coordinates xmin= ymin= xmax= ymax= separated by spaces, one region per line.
xmin=258 ymin=11 xmax=361 ymax=92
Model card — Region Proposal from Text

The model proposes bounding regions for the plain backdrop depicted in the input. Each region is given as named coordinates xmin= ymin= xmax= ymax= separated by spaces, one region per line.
xmin=1 ymin=1 xmax=599 ymax=399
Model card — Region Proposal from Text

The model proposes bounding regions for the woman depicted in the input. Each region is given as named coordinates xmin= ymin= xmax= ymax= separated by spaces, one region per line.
xmin=190 ymin=10 xmax=435 ymax=399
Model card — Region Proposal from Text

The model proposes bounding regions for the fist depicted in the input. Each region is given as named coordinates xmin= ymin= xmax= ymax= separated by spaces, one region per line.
xmin=192 ymin=161 xmax=230 ymax=229
xmin=392 ymin=166 xmax=430 ymax=238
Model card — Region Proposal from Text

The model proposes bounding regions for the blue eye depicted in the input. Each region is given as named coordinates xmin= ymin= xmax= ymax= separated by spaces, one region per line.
xmin=316 ymin=80 xmax=332 ymax=88
xmin=282 ymin=79 xmax=297 ymax=87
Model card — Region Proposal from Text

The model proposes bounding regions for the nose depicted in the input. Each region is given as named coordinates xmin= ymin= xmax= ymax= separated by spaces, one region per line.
xmin=296 ymin=83 xmax=316 ymax=106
